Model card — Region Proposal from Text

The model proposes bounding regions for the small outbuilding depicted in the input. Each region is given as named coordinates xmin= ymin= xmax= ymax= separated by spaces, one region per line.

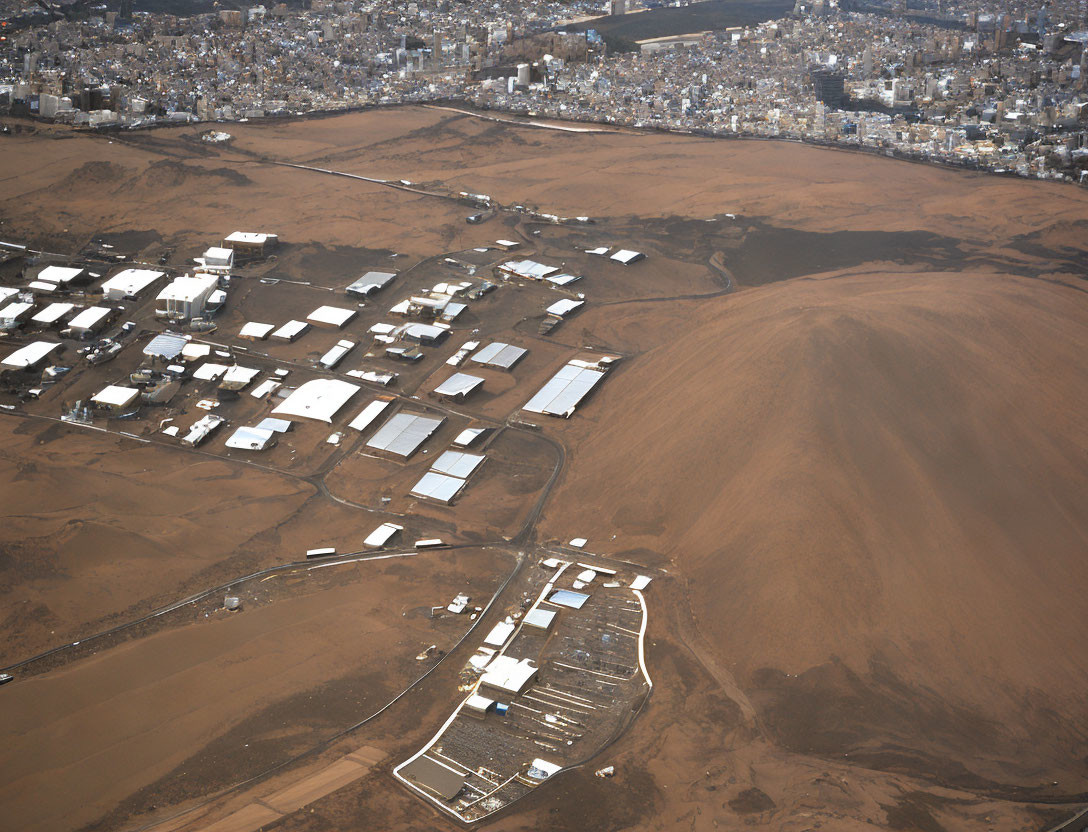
xmin=432 ymin=372 xmax=484 ymax=400
xmin=91 ymin=384 xmax=140 ymax=411
xmin=307 ymin=305 xmax=356 ymax=328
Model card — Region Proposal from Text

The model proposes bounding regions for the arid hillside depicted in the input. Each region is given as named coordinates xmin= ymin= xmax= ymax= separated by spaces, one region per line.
xmin=542 ymin=269 xmax=1088 ymax=792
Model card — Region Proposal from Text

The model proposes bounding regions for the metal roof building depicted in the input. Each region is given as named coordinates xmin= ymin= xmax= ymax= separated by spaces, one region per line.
xmin=523 ymin=362 xmax=605 ymax=418
xmin=364 ymin=522 xmax=403 ymax=547
xmin=610 ymin=249 xmax=645 ymax=265
xmin=307 ymin=305 xmax=356 ymax=328
xmin=272 ymin=320 xmax=309 ymax=341
xmin=143 ymin=332 xmax=188 ymax=361
xmin=67 ymin=306 xmax=111 ymax=336
xmin=452 ymin=427 xmax=492 ymax=447
xmin=523 ymin=608 xmax=557 ymax=631
xmin=430 ymin=450 xmax=484 ymax=479
xmin=0 ymin=301 xmax=36 ymax=327
xmin=546 ymin=273 xmax=581 ymax=287
xmin=37 ymin=265 xmax=84 ymax=285
xmin=1 ymin=341 xmax=62 ymax=369
xmin=348 ymin=398 xmax=392 ymax=432
xmin=548 ymin=589 xmax=591 ymax=609
xmin=470 ymin=342 xmax=527 ymax=370
xmin=546 ymin=298 xmax=584 ymax=318
xmin=239 ymin=321 xmax=274 ymax=340
xmin=192 ymin=362 xmax=230 ymax=381
xmin=91 ymin=384 xmax=140 ymax=409
xmin=346 ymin=271 xmax=397 ymax=296
xmin=366 ymin=411 xmax=444 ymax=458
xmin=410 ymin=471 xmax=466 ymax=504
xmin=255 ymin=417 xmax=292 ymax=433
xmin=498 ymin=259 xmax=559 ymax=280
xmin=272 ymin=378 xmax=360 ymax=423
xmin=225 ymin=425 xmax=276 ymax=450
xmin=220 ymin=365 xmax=260 ymax=390
xmin=100 ymin=268 xmax=165 ymax=300
xmin=31 ymin=302 xmax=75 ymax=325
xmin=480 ymin=655 xmax=538 ymax=695
xmin=432 ymin=372 xmax=484 ymax=399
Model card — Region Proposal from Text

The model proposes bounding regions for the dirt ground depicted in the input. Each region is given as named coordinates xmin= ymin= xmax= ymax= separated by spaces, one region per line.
xmin=0 ymin=546 xmax=510 ymax=832
xmin=0 ymin=107 xmax=1086 ymax=832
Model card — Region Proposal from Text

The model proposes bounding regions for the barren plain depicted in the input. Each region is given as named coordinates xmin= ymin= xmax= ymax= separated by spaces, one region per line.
xmin=0 ymin=106 xmax=1086 ymax=832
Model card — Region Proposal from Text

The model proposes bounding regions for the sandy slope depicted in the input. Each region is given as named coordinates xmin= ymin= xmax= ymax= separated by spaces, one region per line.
xmin=541 ymin=270 xmax=1088 ymax=790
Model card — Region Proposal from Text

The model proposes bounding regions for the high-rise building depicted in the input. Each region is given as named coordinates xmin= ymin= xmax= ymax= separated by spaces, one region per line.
xmin=811 ymin=68 xmax=846 ymax=108
xmin=610 ymin=0 xmax=627 ymax=15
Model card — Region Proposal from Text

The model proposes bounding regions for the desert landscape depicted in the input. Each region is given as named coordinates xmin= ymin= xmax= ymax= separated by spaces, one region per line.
xmin=0 ymin=106 xmax=1086 ymax=832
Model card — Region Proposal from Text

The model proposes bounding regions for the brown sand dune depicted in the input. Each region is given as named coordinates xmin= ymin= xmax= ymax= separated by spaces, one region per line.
xmin=541 ymin=270 xmax=1088 ymax=791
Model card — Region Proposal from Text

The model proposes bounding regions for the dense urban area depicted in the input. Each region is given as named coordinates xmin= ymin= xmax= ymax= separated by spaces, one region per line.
xmin=2 ymin=0 xmax=1087 ymax=181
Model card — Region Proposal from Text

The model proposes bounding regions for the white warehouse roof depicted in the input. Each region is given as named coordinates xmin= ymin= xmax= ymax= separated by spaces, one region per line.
xmin=221 ymin=365 xmax=260 ymax=387
xmin=452 ymin=427 xmax=490 ymax=447
xmin=202 ymin=246 xmax=234 ymax=265
xmin=307 ymin=305 xmax=356 ymax=328
xmin=430 ymin=450 xmax=484 ymax=479
xmin=348 ymin=398 xmax=392 ymax=432
xmin=524 ymin=362 xmax=605 ymax=418
xmin=483 ymin=621 xmax=516 ymax=648
xmin=0 ymin=301 xmax=35 ymax=322
xmin=157 ymin=273 xmax=217 ymax=303
xmin=364 ymin=522 xmax=403 ymax=548
xmin=610 ymin=249 xmax=644 ymax=265
xmin=100 ymin=268 xmax=165 ymax=298
xmin=272 ymin=319 xmax=309 ymax=340
xmin=471 ymin=342 xmax=527 ymax=370
xmin=68 ymin=306 xmax=111 ymax=331
xmin=366 ymin=411 xmax=444 ymax=457
xmin=37 ymin=265 xmax=83 ymax=284
xmin=92 ymin=384 xmax=140 ymax=408
xmin=432 ymin=372 xmax=484 ymax=399
xmin=2 ymin=340 xmax=61 ymax=368
xmin=225 ymin=425 xmax=276 ymax=450
xmin=546 ymin=273 xmax=581 ymax=287
xmin=346 ymin=271 xmax=397 ymax=296
xmin=410 ymin=471 xmax=466 ymax=504
xmin=273 ymin=378 xmax=360 ymax=423
xmin=546 ymin=298 xmax=584 ymax=318
xmin=480 ymin=655 xmax=538 ymax=694
xmin=31 ymin=302 xmax=75 ymax=325
xmin=225 ymin=231 xmax=276 ymax=244
xmin=500 ymin=259 xmax=559 ymax=280
xmin=239 ymin=321 xmax=275 ymax=340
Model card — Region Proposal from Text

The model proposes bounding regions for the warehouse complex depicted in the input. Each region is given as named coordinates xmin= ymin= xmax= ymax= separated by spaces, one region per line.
xmin=394 ymin=555 xmax=653 ymax=823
